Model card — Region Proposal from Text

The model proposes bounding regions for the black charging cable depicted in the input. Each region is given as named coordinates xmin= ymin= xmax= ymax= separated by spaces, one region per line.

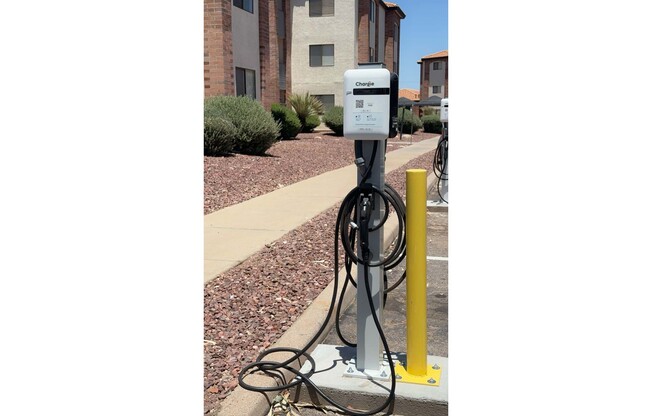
xmin=238 ymin=140 xmax=405 ymax=415
xmin=433 ymin=126 xmax=448 ymax=203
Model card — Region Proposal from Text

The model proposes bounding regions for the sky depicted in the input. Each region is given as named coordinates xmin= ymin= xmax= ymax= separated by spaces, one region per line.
xmin=396 ymin=0 xmax=448 ymax=91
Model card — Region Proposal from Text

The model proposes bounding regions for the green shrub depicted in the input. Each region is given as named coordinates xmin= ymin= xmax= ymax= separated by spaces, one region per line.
xmin=423 ymin=106 xmax=439 ymax=116
xmin=397 ymin=108 xmax=423 ymax=133
xmin=323 ymin=106 xmax=344 ymax=136
xmin=422 ymin=115 xmax=443 ymax=134
xmin=304 ymin=114 xmax=321 ymax=132
xmin=204 ymin=116 xmax=237 ymax=155
xmin=271 ymin=103 xmax=301 ymax=139
xmin=288 ymin=92 xmax=324 ymax=132
xmin=204 ymin=95 xmax=280 ymax=155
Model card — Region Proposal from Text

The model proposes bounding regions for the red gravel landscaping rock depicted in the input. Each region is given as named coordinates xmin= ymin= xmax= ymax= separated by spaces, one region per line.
xmin=204 ymin=139 xmax=438 ymax=413
xmin=204 ymin=130 xmax=437 ymax=215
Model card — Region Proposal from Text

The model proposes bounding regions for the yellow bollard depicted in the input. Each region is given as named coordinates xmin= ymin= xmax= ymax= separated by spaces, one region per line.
xmin=406 ymin=169 xmax=427 ymax=376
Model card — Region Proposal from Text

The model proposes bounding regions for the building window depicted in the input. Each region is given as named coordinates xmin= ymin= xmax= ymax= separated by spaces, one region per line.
xmin=312 ymin=94 xmax=335 ymax=113
xmin=309 ymin=0 xmax=334 ymax=17
xmin=433 ymin=62 xmax=442 ymax=70
xmin=236 ymin=67 xmax=256 ymax=99
xmin=432 ymin=85 xmax=441 ymax=94
xmin=309 ymin=44 xmax=334 ymax=67
xmin=369 ymin=47 xmax=375 ymax=61
xmin=233 ymin=0 xmax=253 ymax=13
xmin=369 ymin=0 xmax=376 ymax=22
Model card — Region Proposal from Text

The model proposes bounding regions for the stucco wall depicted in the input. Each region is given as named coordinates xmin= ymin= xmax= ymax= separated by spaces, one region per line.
xmin=290 ymin=0 xmax=357 ymax=106
xmin=428 ymin=60 xmax=446 ymax=98
xmin=232 ymin=1 xmax=261 ymax=99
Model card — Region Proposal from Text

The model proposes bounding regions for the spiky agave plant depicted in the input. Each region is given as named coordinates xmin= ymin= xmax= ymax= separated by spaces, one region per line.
xmin=287 ymin=92 xmax=324 ymax=132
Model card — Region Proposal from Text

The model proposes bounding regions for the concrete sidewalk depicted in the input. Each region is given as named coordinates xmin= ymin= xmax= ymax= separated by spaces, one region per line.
xmin=204 ymin=137 xmax=439 ymax=282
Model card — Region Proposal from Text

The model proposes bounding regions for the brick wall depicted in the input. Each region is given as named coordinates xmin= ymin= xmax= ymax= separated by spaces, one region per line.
xmin=283 ymin=0 xmax=291 ymax=99
xmin=374 ymin=2 xmax=379 ymax=62
xmin=204 ymin=0 xmax=234 ymax=96
xmin=357 ymin=0 xmax=370 ymax=64
xmin=258 ymin=0 xmax=279 ymax=108
xmin=419 ymin=60 xmax=429 ymax=101
xmin=384 ymin=11 xmax=400 ymax=73
xmin=444 ymin=57 xmax=448 ymax=98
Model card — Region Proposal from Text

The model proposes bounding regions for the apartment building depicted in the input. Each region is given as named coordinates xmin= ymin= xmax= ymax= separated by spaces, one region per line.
xmin=204 ymin=0 xmax=281 ymax=108
xmin=204 ymin=0 xmax=405 ymax=110
xmin=418 ymin=50 xmax=448 ymax=100
xmin=290 ymin=0 xmax=405 ymax=110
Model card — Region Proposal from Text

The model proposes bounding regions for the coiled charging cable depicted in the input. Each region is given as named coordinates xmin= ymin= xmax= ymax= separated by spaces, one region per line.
xmin=238 ymin=141 xmax=408 ymax=415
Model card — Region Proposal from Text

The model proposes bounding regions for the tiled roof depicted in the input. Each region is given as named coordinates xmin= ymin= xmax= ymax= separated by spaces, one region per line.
xmin=381 ymin=1 xmax=406 ymax=18
xmin=419 ymin=50 xmax=448 ymax=62
xmin=399 ymin=88 xmax=420 ymax=100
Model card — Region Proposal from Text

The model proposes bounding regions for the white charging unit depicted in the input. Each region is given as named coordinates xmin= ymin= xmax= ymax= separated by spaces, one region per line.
xmin=343 ymin=68 xmax=393 ymax=140
xmin=440 ymin=98 xmax=448 ymax=122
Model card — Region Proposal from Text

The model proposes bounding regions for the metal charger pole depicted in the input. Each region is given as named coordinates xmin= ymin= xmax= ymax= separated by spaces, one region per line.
xmin=354 ymin=140 xmax=386 ymax=374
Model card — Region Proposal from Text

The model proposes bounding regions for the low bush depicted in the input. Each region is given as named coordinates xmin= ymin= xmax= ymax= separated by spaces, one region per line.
xmin=204 ymin=116 xmax=237 ymax=155
xmin=397 ymin=108 xmax=423 ymax=133
xmin=323 ymin=106 xmax=344 ymax=136
xmin=422 ymin=106 xmax=437 ymax=116
xmin=204 ymin=96 xmax=280 ymax=155
xmin=288 ymin=92 xmax=324 ymax=132
xmin=304 ymin=114 xmax=321 ymax=133
xmin=271 ymin=103 xmax=302 ymax=139
xmin=422 ymin=115 xmax=443 ymax=134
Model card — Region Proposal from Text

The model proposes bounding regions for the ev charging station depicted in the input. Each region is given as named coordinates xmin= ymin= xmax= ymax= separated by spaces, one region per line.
xmin=342 ymin=64 xmax=398 ymax=378
xmin=430 ymin=98 xmax=448 ymax=207
xmin=238 ymin=64 xmax=447 ymax=416
xmin=438 ymin=98 xmax=448 ymax=204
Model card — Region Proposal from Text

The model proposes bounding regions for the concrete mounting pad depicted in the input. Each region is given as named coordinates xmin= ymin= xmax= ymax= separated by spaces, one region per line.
xmin=427 ymin=199 xmax=448 ymax=212
xmin=294 ymin=344 xmax=448 ymax=416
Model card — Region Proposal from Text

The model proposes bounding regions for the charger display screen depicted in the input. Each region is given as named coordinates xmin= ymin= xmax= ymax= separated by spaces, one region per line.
xmin=353 ymin=88 xmax=390 ymax=95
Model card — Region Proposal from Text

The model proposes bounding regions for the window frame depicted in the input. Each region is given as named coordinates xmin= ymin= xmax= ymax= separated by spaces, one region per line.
xmin=235 ymin=67 xmax=257 ymax=99
xmin=433 ymin=61 xmax=442 ymax=70
xmin=309 ymin=0 xmax=334 ymax=17
xmin=233 ymin=0 xmax=254 ymax=14
xmin=432 ymin=85 xmax=441 ymax=94
xmin=311 ymin=94 xmax=335 ymax=113
xmin=369 ymin=0 xmax=376 ymax=22
xmin=309 ymin=44 xmax=335 ymax=67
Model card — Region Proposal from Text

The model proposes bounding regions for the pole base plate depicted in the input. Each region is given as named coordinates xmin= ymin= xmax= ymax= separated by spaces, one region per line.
xmin=343 ymin=358 xmax=391 ymax=381
xmin=394 ymin=362 xmax=443 ymax=386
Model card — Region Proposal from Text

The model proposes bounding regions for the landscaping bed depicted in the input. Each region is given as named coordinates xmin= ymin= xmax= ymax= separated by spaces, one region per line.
xmin=204 ymin=130 xmax=437 ymax=214
xmin=204 ymin=146 xmax=438 ymax=414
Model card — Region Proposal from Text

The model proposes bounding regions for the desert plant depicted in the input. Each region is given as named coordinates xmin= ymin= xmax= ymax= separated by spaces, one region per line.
xmin=288 ymin=92 xmax=324 ymax=132
xmin=397 ymin=108 xmax=423 ymax=133
xmin=271 ymin=103 xmax=302 ymax=139
xmin=304 ymin=114 xmax=321 ymax=133
xmin=204 ymin=116 xmax=237 ymax=155
xmin=323 ymin=106 xmax=344 ymax=136
xmin=204 ymin=95 xmax=280 ymax=155
xmin=422 ymin=115 xmax=443 ymax=134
